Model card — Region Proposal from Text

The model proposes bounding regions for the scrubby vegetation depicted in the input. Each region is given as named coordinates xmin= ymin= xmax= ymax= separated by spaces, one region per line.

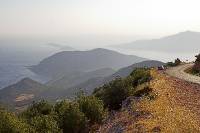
xmin=166 ymin=58 xmax=181 ymax=67
xmin=0 ymin=108 xmax=33 ymax=133
xmin=94 ymin=68 xmax=152 ymax=110
xmin=77 ymin=95 xmax=106 ymax=125
xmin=0 ymin=96 xmax=106 ymax=133
xmin=94 ymin=77 xmax=133 ymax=110
xmin=192 ymin=54 xmax=200 ymax=73
xmin=0 ymin=68 xmax=153 ymax=132
xmin=55 ymin=101 xmax=88 ymax=133
xmin=20 ymin=101 xmax=61 ymax=133
xmin=186 ymin=54 xmax=200 ymax=76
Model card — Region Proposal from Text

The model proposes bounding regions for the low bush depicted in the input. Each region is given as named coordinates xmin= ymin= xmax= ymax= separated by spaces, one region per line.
xmin=94 ymin=77 xmax=133 ymax=110
xmin=193 ymin=54 xmax=200 ymax=73
xmin=30 ymin=115 xmax=61 ymax=133
xmin=94 ymin=68 xmax=152 ymax=110
xmin=166 ymin=58 xmax=181 ymax=67
xmin=21 ymin=100 xmax=53 ymax=122
xmin=130 ymin=68 xmax=151 ymax=86
xmin=55 ymin=101 xmax=88 ymax=133
xmin=77 ymin=95 xmax=106 ymax=124
xmin=0 ymin=109 xmax=33 ymax=133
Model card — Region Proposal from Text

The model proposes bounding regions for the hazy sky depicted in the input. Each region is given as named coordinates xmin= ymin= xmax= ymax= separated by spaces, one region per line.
xmin=1 ymin=0 xmax=200 ymax=43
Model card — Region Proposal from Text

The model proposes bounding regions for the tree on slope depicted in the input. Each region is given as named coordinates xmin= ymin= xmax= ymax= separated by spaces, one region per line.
xmin=193 ymin=54 xmax=200 ymax=72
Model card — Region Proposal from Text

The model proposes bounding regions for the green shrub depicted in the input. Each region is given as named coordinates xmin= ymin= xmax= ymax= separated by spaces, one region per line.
xmin=166 ymin=58 xmax=181 ymax=67
xmin=94 ymin=68 xmax=152 ymax=110
xmin=193 ymin=54 xmax=200 ymax=73
xmin=55 ymin=101 xmax=88 ymax=133
xmin=0 ymin=109 xmax=33 ymax=133
xmin=94 ymin=77 xmax=133 ymax=110
xmin=166 ymin=62 xmax=175 ymax=67
xmin=20 ymin=100 xmax=60 ymax=132
xmin=30 ymin=115 xmax=61 ymax=133
xmin=21 ymin=100 xmax=53 ymax=121
xmin=174 ymin=58 xmax=181 ymax=66
xmin=77 ymin=95 xmax=106 ymax=124
xmin=130 ymin=68 xmax=151 ymax=86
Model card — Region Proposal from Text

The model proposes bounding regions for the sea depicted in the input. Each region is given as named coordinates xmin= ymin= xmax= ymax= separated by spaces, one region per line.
xmin=0 ymin=43 xmax=61 ymax=89
xmin=0 ymin=62 xmax=51 ymax=89
xmin=108 ymin=47 xmax=197 ymax=62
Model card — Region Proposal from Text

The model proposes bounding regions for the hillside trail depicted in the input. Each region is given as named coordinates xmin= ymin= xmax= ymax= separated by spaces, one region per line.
xmin=166 ymin=63 xmax=200 ymax=84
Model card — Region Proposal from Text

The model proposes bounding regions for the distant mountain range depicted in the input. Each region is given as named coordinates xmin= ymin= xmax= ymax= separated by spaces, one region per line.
xmin=115 ymin=31 xmax=200 ymax=53
xmin=0 ymin=60 xmax=164 ymax=109
xmin=29 ymin=48 xmax=147 ymax=79
xmin=105 ymin=60 xmax=165 ymax=80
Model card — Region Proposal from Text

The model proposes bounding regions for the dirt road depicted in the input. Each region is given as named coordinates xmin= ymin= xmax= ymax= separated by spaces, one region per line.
xmin=166 ymin=63 xmax=200 ymax=84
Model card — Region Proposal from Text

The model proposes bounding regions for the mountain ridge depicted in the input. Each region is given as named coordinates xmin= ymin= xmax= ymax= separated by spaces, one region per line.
xmin=64 ymin=60 xmax=165 ymax=96
xmin=115 ymin=31 xmax=200 ymax=53
xmin=29 ymin=48 xmax=147 ymax=79
xmin=0 ymin=60 xmax=164 ymax=109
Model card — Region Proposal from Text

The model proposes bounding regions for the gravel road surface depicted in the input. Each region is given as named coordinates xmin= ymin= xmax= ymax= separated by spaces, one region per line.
xmin=166 ymin=63 xmax=200 ymax=84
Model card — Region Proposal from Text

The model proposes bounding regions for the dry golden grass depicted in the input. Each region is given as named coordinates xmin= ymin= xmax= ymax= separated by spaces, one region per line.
xmin=131 ymin=70 xmax=200 ymax=132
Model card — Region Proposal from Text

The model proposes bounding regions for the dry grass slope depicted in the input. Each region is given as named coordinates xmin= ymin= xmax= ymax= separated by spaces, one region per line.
xmin=99 ymin=69 xmax=200 ymax=133
xmin=133 ymin=70 xmax=200 ymax=132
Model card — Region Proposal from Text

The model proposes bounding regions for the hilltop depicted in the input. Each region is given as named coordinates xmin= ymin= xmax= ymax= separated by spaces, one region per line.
xmin=0 ymin=78 xmax=49 ymax=110
xmin=30 ymin=48 xmax=147 ymax=78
